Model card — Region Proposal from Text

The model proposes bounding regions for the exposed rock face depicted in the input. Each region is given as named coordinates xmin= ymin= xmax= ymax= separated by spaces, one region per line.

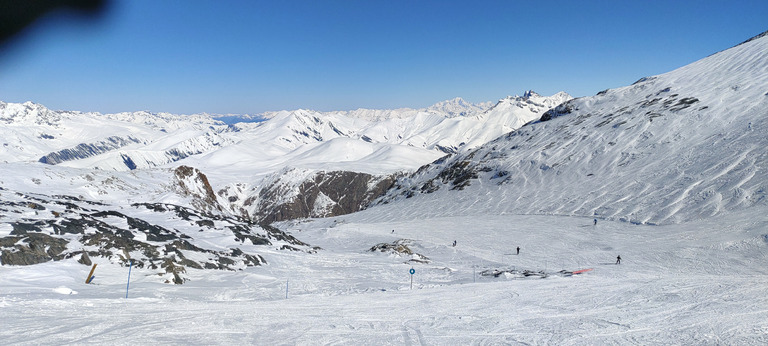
xmin=539 ymin=100 xmax=576 ymax=122
xmin=0 ymin=232 xmax=69 ymax=265
xmin=250 ymin=170 xmax=399 ymax=224
xmin=174 ymin=165 xmax=222 ymax=213
xmin=78 ymin=251 xmax=92 ymax=266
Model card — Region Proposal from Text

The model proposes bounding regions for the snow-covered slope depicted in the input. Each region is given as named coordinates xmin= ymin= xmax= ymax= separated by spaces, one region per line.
xmin=1 ymin=198 xmax=767 ymax=344
xmin=378 ymin=31 xmax=768 ymax=225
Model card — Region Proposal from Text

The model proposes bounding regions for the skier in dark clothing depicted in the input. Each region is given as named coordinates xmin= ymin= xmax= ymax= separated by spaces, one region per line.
xmin=516 ymin=246 xmax=520 ymax=255
xmin=452 ymin=240 xmax=457 ymax=247
xmin=616 ymin=255 xmax=621 ymax=265
xmin=594 ymin=218 xmax=597 ymax=226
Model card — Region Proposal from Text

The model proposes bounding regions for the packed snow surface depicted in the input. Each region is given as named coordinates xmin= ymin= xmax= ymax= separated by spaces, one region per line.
xmin=1 ymin=209 xmax=767 ymax=344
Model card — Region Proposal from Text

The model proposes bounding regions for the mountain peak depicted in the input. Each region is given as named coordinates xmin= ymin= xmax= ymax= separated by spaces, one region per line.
xmin=427 ymin=97 xmax=491 ymax=117
xmin=485 ymin=91 xmax=573 ymax=115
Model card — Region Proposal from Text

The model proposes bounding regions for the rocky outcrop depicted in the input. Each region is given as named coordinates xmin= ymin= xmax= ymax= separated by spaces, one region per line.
xmin=249 ymin=170 xmax=399 ymax=223
xmin=174 ymin=165 xmax=222 ymax=213
xmin=539 ymin=100 xmax=576 ymax=122
xmin=369 ymin=239 xmax=429 ymax=264
xmin=0 ymin=232 xmax=69 ymax=265
xmin=0 ymin=189 xmax=313 ymax=284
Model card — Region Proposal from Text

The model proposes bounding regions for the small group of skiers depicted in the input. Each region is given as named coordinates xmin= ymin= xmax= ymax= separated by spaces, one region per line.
xmin=393 ymin=227 xmax=622 ymax=266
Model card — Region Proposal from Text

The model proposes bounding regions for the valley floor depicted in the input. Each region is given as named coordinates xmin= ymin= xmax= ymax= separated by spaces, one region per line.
xmin=2 ymin=211 xmax=767 ymax=344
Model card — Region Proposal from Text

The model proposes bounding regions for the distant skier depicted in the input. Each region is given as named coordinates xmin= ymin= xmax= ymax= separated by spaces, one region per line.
xmin=594 ymin=218 xmax=597 ymax=226
xmin=452 ymin=240 xmax=457 ymax=247
xmin=392 ymin=229 xmax=394 ymax=234
xmin=616 ymin=255 xmax=621 ymax=265
xmin=516 ymin=246 xmax=520 ymax=255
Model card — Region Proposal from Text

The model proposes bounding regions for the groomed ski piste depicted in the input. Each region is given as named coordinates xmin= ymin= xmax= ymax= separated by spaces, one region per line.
xmin=1 ymin=201 xmax=767 ymax=344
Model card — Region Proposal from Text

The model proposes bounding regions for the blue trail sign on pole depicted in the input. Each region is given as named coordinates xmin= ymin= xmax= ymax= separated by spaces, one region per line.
xmin=410 ymin=267 xmax=415 ymax=290
xmin=125 ymin=259 xmax=133 ymax=299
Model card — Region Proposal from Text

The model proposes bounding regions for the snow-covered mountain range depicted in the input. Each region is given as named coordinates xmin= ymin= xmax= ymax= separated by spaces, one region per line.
xmin=1 ymin=92 xmax=567 ymax=172
xmin=1 ymin=91 xmax=571 ymax=222
xmin=0 ymin=89 xmax=572 ymax=275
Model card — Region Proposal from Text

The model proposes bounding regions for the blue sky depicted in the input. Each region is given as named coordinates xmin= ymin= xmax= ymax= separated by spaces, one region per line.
xmin=1 ymin=0 xmax=766 ymax=114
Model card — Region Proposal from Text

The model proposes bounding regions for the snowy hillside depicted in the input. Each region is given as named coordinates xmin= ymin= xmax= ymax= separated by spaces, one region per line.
xmin=379 ymin=31 xmax=768 ymax=225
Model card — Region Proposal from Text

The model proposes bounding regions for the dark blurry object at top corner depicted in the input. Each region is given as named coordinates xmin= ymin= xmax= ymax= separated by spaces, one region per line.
xmin=0 ymin=0 xmax=108 ymax=45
